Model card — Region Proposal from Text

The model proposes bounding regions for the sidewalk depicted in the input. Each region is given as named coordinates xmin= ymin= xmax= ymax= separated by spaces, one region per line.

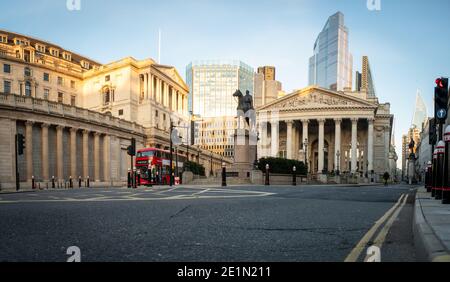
xmin=413 ymin=187 xmax=450 ymax=262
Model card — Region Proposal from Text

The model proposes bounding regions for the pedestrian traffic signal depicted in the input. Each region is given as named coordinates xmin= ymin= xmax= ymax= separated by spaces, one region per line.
xmin=127 ymin=138 xmax=136 ymax=156
xmin=435 ymin=77 xmax=449 ymax=123
xmin=17 ymin=134 xmax=25 ymax=155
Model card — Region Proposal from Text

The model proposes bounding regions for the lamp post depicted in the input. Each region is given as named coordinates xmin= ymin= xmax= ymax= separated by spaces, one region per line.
xmin=265 ymin=164 xmax=270 ymax=186
xmin=292 ymin=166 xmax=297 ymax=186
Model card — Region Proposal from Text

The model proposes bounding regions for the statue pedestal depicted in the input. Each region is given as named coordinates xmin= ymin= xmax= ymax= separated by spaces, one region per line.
xmin=229 ymin=129 xmax=257 ymax=178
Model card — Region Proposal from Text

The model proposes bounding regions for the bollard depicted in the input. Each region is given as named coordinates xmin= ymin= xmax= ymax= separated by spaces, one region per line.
xmin=435 ymin=141 xmax=445 ymax=200
xmin=426 ymin=161 xmax=432 ymax=193
xmin=221 ymin=163 xmax=227 ymax=187
xmin=38 ymin=182 xmax=41 ymax=190
xmin=432 ymin=149 xmax=438 ymax=198
xmin=69 ymin=176 xmax=73 ymax=189
xmin=32 ymin=175 xmax=36 ymax=190
xmin=87 ymin=176 xmax=90 ymax=188
xmin=443 ymin=126 xmax=450 ymax=204
xmin=78 ymin=176 xmax=82 ymax=188
xmin=52 ymin=176 xmax=55 ymax=189
xmin=137 ymin=172 xmax=141 ymax=187
xmin=265 ymin=164 xmax=270 ymax=186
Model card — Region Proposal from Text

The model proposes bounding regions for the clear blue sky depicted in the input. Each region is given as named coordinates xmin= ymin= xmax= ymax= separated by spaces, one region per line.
xmin=2 ymin=0 xmax=450 ymax=167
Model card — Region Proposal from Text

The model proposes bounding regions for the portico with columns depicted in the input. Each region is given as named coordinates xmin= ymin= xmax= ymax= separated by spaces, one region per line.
xmin=257 ymin=86 xmax=393 ymax=183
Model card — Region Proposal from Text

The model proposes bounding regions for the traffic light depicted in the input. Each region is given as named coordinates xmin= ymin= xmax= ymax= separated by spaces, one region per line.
xmin=435 ymin=77 xmax=449 ymax=123
xmin=127 ymin=138 xmax=136 ymax=156
xmin=17 ymin=134 xmax=25 ymax=155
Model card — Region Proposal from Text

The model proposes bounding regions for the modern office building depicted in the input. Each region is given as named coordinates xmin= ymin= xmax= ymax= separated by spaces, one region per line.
xmin=308 ymin=12 xmax=353 ymax=91
xmin=411 ymin=90 xmax=428 ymax=129
xmin=186 ymin=60 xmax=254 ymax=118
xmin=254 ymin=66 xmax=283 ymax=108
xmin=186 ymin=60 xmax=254 ymax=157
xmin=355 ymin=56 xmax=377 ymax=98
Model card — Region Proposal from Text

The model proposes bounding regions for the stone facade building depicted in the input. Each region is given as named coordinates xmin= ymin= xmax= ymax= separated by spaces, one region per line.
xmin=0 ymin=30 xmax=226 ymax=190
xmin=256 ymin=85 xmax=394 ymax=183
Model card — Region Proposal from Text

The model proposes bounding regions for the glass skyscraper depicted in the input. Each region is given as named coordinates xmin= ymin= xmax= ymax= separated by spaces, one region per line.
xmin=308 ymin=12 xmax=353 ymax=91
xmin=186 ymin=60 xmax=254 ymax=158
xmin=186 ymin=60 xmax=254 ymax=118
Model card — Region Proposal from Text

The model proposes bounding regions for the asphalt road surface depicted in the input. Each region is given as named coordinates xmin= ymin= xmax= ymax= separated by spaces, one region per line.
xmin=0 ymin=184 xmax=418 ymax=262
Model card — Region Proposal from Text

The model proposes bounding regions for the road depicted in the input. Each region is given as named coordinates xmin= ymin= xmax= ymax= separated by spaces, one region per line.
xmin=0 ymin=184 xmax=418 ymax=262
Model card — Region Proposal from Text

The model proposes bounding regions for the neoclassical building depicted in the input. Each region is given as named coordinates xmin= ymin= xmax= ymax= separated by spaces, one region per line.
xmin=257 ymin=85 xmax=395 ymax=182
xmin=0 ymin=29 xmax=226 ymax=190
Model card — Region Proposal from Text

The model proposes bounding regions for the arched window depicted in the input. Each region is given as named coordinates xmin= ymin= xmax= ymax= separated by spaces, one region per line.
xmin=103 ymin=87 xmax=111 ymax=105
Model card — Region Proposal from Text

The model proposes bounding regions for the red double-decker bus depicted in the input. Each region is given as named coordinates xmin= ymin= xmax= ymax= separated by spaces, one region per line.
xmin=135 ymin=148 xmax=184 ymax=185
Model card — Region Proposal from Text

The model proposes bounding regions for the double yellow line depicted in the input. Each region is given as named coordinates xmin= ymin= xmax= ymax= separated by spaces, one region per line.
xmin=344 ymin=193 xmax=409 ymax=262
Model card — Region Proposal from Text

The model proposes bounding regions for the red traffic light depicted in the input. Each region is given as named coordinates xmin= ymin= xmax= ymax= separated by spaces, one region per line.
xmin=436 ymin=78 xmax=444 ymax=88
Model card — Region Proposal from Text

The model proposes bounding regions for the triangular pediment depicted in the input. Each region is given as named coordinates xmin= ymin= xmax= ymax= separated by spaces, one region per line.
xmin=258 ymin=86 xmax=377 ymax=111
xmin=153 ymin=65 xmax=189 ymax=91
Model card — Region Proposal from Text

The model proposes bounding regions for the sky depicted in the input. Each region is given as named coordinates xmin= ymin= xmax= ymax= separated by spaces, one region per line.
xmin=1 ymin=0 xmax=450 ymax=168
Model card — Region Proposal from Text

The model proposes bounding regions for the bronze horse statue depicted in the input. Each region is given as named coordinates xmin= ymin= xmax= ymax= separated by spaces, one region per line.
xmin=233 ymin=89 xmax=256 ymax=130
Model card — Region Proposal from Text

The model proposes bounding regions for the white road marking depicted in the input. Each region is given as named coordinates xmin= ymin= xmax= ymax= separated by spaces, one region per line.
xmin=344 ymin=194 xmax=406 ymax=262
xmin=0 ymin=188 xmax=274 ymax=204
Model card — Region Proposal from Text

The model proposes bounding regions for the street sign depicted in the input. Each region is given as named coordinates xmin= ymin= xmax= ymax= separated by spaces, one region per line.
xmin=437 ymin=108 xmax=447 ymax=120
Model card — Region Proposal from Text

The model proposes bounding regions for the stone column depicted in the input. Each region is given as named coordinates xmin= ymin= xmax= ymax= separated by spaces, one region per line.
xmin=260 ymin=122 xmax=268 ymax=158
xmin=94 ymin=132 xmax=101 ymax=182
xmin=103 ymin=134 xmax=111 ymax=183
xmin=70 ymin=128 xmax=77 ymax=179
xmin=143 ymin=73 xmax=148 ymax=100
xmin=384 ymin=125 xmax=391 ymax=171
xmin=82 ymin=130 xmax=89 ymax=178
xmin=271 ymin=121 xmax=279 ymax=157
xmin=334 ymin=118 xmax=342 ymax=172
xmin=56 ymin=125 xmax=64 ymax=181
xmin=286 ymin=120 xmax=293 ymax=159
xmin=41 ymin=123 xmax=49 ymax=181
xmin=25 ymin=121 xmax=34 ymax=182
xmin=318 ymin=119 xmax=325 ymax=173
xmin=367 ymin=118 xmax=374 ymax=172
xmin=301 ymin=119 xmax=309 ymax=169
xmin=351 ymin=118 xmax=358 ymax=173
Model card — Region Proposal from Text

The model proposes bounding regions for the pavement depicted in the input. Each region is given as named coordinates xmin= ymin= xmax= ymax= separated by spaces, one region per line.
xmin=413 ymin=187 xmax=450 ymax=262
xmin=0 ymin=184 xmax=419 ymax=262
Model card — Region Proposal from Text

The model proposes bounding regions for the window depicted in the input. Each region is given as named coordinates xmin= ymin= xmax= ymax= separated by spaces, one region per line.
xmin=57 ymin=76 xmax=64 ymax=86
xmin=43 ymin=73 xmax=49 ymax=82
xmin=4 ymin=80 xmax=11 ymax=93
xmin=81 ymin=60 xmax=90 ymax=69
xmin=43 ymin=89 xmax=49 ymax=100
xmin=70 ymin=80 xmax=76 ymax=89
xmin=25 ymin=81 xmax=32 ymax=96
xmin=62 ymin=52 xmax=72 ymax=61
xmin=105 ymin=75 xmax=110 ymax=82
xmin=58 ymin=92 xmax=64 ymax=103
xmin=118 ymin=109 xmax=124 ymax=116
xmin=3 ymin=64 xmax=10 ymax=73
xmin=24 ymin=67 xmax=32 ymax=77
xmin=103 ymin=88 xmax=110 ymax=105
xmin=70 ymin=96 xmax=76 ymax=106
xmin=0 ymin=35 xmax=7 ymax=43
